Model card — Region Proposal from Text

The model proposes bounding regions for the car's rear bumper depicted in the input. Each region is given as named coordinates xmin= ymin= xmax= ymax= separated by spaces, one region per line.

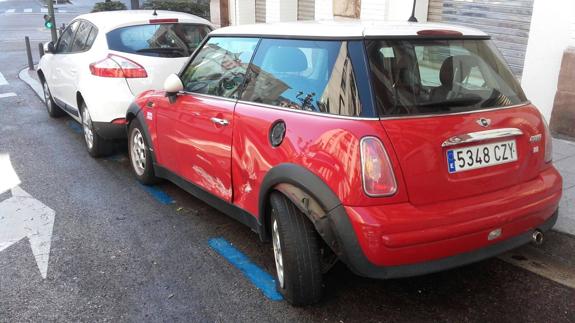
xmin=93 ymin=122 xmax=126 ymax=140
xmin=330 ymin=167 xmax=562 ymax=279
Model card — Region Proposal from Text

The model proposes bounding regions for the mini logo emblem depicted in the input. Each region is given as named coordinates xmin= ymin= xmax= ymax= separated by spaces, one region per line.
xmin=477 ymin=118 xmax=491 ymax=127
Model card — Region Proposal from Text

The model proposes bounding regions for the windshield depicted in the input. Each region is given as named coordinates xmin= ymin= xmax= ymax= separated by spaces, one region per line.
xmin=366 ymin=39 xmax=527 ymax=116
xmin=107 ymin=23 xmax=212 ymax=58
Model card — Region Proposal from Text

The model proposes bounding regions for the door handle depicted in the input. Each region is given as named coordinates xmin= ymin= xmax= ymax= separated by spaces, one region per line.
xmin=442 ymin=128 xmax=523 ymax=147
xmin=210 ymin=117 xmax=229 ymax=126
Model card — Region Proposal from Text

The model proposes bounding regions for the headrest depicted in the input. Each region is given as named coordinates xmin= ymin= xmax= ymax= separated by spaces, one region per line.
xmin=439 ymin=56 xmax=454 ymax=86
xmin=439 ymin=55 xmax=480 ymax=86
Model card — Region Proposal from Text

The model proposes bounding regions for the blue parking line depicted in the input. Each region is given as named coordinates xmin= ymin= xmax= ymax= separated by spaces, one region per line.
xmin=139 ymin=183 xmax=174 ymax=205
xmin=208 ymin=237 xmax=283 ymax=301
xmin=66 ymin=121 xmax=83 ymax=134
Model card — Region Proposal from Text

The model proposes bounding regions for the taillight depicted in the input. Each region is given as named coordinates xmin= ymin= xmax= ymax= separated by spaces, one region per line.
xmin=360 ymin=137 xmax=397 ymax=197
xmin=149 ymin=18 xmax=178 ymax=23
xmin=89 ymin=54 xmax=147 ymax=78
xmin=543 ymin=117 xmax=553 ymax=163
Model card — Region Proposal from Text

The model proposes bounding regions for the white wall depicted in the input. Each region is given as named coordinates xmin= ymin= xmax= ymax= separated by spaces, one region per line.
xmin=210 ymin=0 xmax=221 ymax=26
xmin=266 ymin=0 xmax=297 ymax=23
xmin=521 ymin=0 xmax=575 ymax=120
xmin=315 ymin=0 xmax=333 ymax=20
xmin=360 ymin=0 xmax=428 ymax=22
xmin=230 ymin=0 xmax=256 ymax=25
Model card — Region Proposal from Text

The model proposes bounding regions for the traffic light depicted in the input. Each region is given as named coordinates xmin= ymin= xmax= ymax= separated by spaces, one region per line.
xmin=43 ymin=14 xmax=53 ymax=29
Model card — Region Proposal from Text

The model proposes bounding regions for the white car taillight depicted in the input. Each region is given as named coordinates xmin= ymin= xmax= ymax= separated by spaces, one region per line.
xmin=543 ymin=117 xmax=553 ymax=163
xmin=360 ymin=137 xmax=398 ymax=197
xmin=89 ymin=54 xmax=147 ymax=78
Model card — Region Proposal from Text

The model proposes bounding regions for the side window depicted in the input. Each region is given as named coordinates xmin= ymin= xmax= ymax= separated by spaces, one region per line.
xmin=70 ymin=22 xmax=92 ymax=52
xmin=241 ymin=39 xmax=362 ymax=116
xmin=84 ymin=26 xmax=98 ymax=50
xmin=56 ymin=21 xmax=79 ymax=53
xmin=179 ymin=37 xmax=259 ymax=98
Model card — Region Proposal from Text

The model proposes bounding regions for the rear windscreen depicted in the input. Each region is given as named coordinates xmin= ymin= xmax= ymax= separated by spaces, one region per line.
xmin=366 ymin=39 xmax=527 ymax=117
xmin=107 ymin=23 xmax=212 ymax=58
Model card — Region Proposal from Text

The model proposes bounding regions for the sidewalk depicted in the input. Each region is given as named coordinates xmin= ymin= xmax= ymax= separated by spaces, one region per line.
xmin=553 ymin=138 xmax=575 ymax=236
xmin=18 ymin=67 xmax=575 ymax=236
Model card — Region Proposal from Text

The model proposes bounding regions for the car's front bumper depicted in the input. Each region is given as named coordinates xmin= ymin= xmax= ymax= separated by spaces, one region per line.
xmin=329 ymin=166 xmax=562 ymax=279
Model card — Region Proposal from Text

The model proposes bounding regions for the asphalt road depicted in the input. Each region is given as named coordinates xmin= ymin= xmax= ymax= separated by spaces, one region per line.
xmin=1 ymin=1 xmax=574 ymax=322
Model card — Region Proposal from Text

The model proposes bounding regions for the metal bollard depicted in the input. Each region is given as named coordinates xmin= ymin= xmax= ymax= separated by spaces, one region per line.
xmin=25 ymin=36 xmax=34 ymax=71
xmin=39 ymin=42 xmax=45 ymax=58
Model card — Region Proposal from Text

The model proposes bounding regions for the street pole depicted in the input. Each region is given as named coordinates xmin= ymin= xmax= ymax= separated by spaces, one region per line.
xmin=47 ymin=0 xmax=57 ymax=43
xmin=130 ymin=0 xmax=139 ymax=9
xmin=25 ymin=37 xmax=35 ymax=71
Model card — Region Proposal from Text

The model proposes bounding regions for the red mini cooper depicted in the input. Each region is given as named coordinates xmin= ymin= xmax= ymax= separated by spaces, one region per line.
xmin=126 ymin=21 xmax=563 ymax=305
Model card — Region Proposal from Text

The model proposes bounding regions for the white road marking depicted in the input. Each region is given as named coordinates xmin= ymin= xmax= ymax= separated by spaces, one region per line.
xmin=40 ymin=8 xmax=48 ymax=13
xmin=0 ymin=92 xmax=17 ymax=98
xmin=24 ymin=8 xmax=32 ymax=13
xmin=0 ymin=72 xmax=7 ymax=86
xmin=0 ymin=155 xmax=55 ymax=279
xmin=0 ymin=154 xmax=20 ymax=195
xmin=5 ymin=9 xmax=15 ymax=13
xmin=0 ymin=187 xmax=55 ymax=279
xmin=499 ymin=245 xmax=575 ymax=289
xmin=59 ymin=9 xmax=67 ymax=13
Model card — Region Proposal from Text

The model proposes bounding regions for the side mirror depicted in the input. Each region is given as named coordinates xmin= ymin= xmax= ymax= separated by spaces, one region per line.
xmin=164 ymin=74 xmax=184 ymax=94
xmin=44 ymin=42 xmax=55 ymax=54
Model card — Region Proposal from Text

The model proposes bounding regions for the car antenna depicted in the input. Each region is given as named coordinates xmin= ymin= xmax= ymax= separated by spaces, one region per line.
xmin=408 ymin=0 xmax=418 ymax=22
xmin=153 ymin=9 xmax=158 ymax=16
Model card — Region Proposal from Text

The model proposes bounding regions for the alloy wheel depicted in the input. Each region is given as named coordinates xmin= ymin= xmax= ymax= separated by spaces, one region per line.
xmin=272 ymin=217 xmax=285 ymax=288
xmin=82 ymin=108 xmax=94 ymax=150
xmin=43 ymin=82 xmax=51 ymax=110
xmin=131 ymin=128 xmax=146 ymax=176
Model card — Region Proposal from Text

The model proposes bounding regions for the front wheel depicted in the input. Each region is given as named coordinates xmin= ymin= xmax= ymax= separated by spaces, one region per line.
xmin=128 ymin=119 xmax=158 ymax=185
xmin=270 ymin=192 xmax=323 ymax=306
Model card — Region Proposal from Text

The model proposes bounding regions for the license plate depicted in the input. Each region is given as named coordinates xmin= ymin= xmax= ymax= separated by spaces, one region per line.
xmin=447 ymin=140 xmax=518 ymax=173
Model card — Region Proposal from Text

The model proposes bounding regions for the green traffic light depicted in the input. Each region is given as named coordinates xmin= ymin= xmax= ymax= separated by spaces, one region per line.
xmin=43 ymin=14 xmax=53 ymax=29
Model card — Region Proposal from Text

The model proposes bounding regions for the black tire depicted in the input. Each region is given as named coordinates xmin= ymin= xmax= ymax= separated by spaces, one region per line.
xmin=41 ymin=79 xmax=65 ymax=118
xmin=270 ymin=192 xmax=323 ymax=306
xmin=80 ymin=102 xmax=112 ymax=158
xmin=128 ymin=119 xmax=158 ymax=185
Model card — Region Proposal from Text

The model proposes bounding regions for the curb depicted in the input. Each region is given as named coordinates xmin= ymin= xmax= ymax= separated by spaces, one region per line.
xmin=18 ymin=66 xmax=45 ymax=103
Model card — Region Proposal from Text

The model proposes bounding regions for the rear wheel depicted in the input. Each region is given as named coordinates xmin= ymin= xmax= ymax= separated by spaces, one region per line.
xmin=42 ymin=79 xmax=64 ymax=118
xmin=129 ymin=119 xmax=158 ymax=185
xmin=80 ymin=103 xmax=112 ymax=158
xmin=270 ymin=192 xmax=323 ymax=306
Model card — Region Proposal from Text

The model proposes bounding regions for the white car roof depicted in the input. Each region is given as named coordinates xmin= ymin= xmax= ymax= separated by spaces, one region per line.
xmin=210 ymin=20 xmax=489 ymax=39
xmin=75 ymin=10 xmax=213 ymax=33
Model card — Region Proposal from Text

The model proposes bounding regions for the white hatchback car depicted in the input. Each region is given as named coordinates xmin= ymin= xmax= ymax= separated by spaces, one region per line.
xmin=38 ymin=10 xmax=213 ymax=157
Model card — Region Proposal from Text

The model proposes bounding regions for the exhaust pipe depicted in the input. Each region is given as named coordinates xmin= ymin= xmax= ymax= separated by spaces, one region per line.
xmin=532 ymin=230 xmax=544 ymax=245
